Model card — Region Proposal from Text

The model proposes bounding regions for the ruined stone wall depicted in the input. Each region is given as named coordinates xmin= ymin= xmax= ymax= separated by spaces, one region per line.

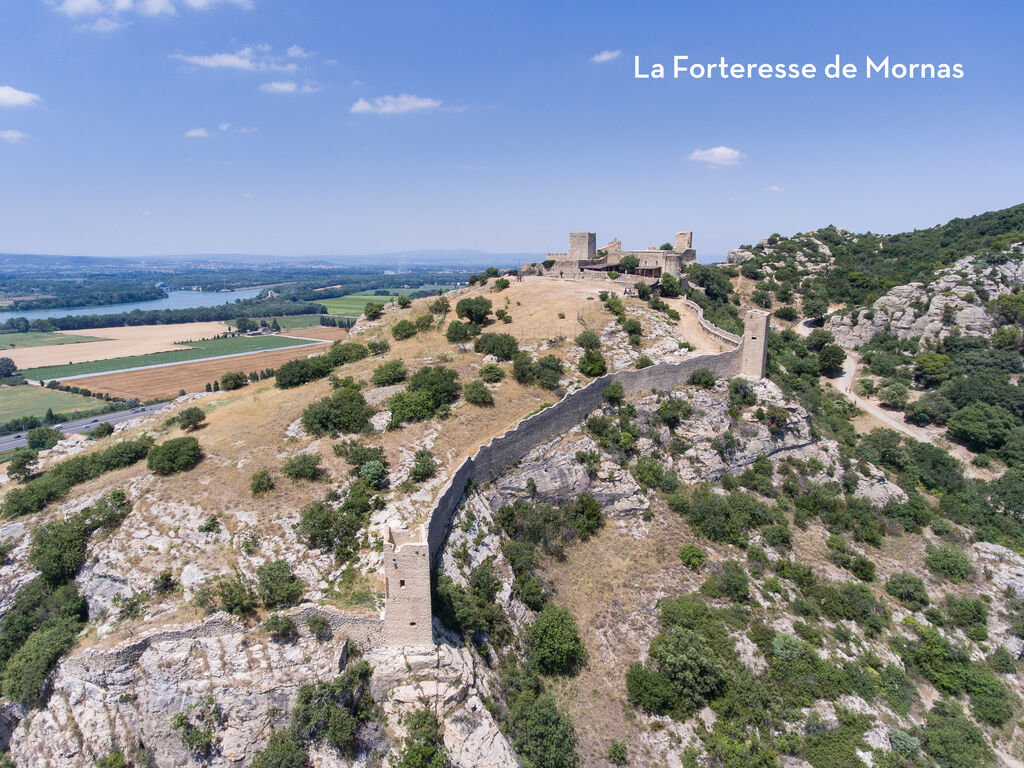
xmin=425 ymin=345 xmax=744 ymax=564
xmin=387 ymin=304 xmax=770 ymax=648
xmin=680 ymin=297 xmax=743 ymax=350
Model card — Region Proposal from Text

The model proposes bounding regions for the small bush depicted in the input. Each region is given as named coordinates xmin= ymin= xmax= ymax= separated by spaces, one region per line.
xmin=256 ymin=559 xmax=304 ymax=609
xmin=301 ymin=386 xmax=374 ymax=437
xmin=578 ymin=349 xmax=607 ymax=377
xmin=635 ymin=355 xmax=653 ymax=368
xmin=220 ymin=370 xmax=248 ymax=391
xmin=86 ymin=421 xmax=115 ymax=439
xmin=474 ymin=332 xmax=519 ymax=361
xmin=371 ymin=360 xmax=407 ymax=386
xmin=925 ymin=544 xmax=973 ymax=583
xmin=526 ymin=604 xmax=587 ymax=676
xmin=679 ymin=543 xmax=706 ymax=569
xmin=575 ymin=329 xmax=601 ymax=350
xmin=603 ymin=381 xmax=625 ymax=405
xmin=367 ymin=339 xmax=390 ymax=355
xmin=410 ymin=449 xmax=437 ymax=482
xmin=307 ymin=613 xmax=332 ymax=640
xmin=26 ymin=426 xmax=62 ymax=451
xmin=391 ymin=319 xmax=417 ymax=340
xmin=607 ymin=740 xmax=627 ymax=766
xmin=263 ymin=613 xmax=298 ymax=641
xmin=479 ymin=363 xmax=505 ymax=382
xmin=250 ymin=469 xmax=275 ymax=497
xmin=688 ymin=368 xmax=716 ymax=388
xmin=250 ymin=731 xmax=308 ymax=768
xmin=464 ymin=380 xmax=495 ymax=407
xmin=282 ymin=453 xmax=324 ymax=482
xmin=198 ymin=514 xmax=221 ymax=533
xmin=886 ymin=572 xmax=929 ymax=610
xmin=147 ymin=437 xmax=203 ymax=475
xmin=177 ymin=406 xmax=206 ymax=431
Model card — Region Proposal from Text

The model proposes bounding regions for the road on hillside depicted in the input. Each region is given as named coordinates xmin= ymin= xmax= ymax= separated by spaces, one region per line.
xmin=0 ymin=403 xmax=166 ymax=453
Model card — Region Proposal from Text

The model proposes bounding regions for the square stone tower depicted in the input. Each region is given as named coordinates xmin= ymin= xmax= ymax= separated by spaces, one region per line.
xmin=383 ymin=526 xmax=434 ymax=647
xmin=740 ymin=309 xmax=770 ymax=379
xmin=568 ymin=232 xmax=596 ymax=261
xmin=675 ymin=231 xmax=693 ymax=251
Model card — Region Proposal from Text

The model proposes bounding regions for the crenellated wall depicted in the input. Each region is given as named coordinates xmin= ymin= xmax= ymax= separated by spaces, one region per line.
xmin=383 ymin=308 xmax=769 ymax=647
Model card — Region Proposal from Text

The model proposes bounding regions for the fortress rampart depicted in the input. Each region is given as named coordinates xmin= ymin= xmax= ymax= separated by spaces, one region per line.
xmin=384 ymin=307 xmax=770 ymax=647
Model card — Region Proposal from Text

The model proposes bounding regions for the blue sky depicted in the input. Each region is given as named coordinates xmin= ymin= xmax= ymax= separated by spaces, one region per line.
xmin=0 ymin=0 xmax=1021 ymax=260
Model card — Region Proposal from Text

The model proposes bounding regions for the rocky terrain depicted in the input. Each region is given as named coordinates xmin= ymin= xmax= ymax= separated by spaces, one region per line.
xmin=827 ymin=251 xmax=1024 ymax=349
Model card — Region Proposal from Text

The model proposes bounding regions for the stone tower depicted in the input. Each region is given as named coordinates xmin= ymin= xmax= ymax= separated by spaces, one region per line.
xmin=568 ymin=232 xmax=596 ymax=261
xmin=675 ymin=231 xmax=693 ymax=251
xmin=382 ymin=526 xmax=433 ymax=647
xmin=740 ymin=309 xmax=770 ymax=378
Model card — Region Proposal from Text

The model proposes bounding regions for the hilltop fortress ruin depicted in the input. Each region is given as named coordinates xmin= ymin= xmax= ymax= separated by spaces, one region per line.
xmin=542 ymin=230 xmax=698 ymax=282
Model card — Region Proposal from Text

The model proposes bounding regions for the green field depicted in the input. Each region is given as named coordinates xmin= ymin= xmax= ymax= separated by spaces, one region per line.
xmin=0 ymin=386 xmax=102 ymax=422
xmin=0 ymin=331 xmax=109 ymax=349
xmin=317 ymin=285 xmax=456 ymax=316
xmin=21 ymin=335 xmax=322 ymax=381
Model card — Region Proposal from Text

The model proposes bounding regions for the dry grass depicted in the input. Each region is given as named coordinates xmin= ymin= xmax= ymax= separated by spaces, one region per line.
xmin=5 ymin=322 xmax=232 ymax=369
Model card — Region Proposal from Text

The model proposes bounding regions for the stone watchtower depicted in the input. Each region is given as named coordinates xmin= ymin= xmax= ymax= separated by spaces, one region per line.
xmin=382 ymin=526 xmax=433 ymax=647
xmin=568 ymin=232 xmax=597 ymax=262
xmin=740 ymin=309 xmax=770 ymax=378
xmin=675 ymin=231 xmax=693 ymax=251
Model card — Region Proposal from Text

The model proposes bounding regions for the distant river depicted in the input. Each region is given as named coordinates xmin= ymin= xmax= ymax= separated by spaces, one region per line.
xmin=0 ymin=288 xmax=265 ymax=325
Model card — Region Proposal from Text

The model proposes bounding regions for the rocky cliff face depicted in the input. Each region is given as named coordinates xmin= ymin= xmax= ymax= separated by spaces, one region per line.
xmin=827 ymin=252 xmax=1024 ymax=349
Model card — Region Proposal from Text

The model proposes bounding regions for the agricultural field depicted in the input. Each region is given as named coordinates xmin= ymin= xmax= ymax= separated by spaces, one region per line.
xmin=3 ymin=322 xmax=231 ymax=370
xmin=66 ymin=342 xmax=334 ymax=400
xmin=0 ymin=330 xmax=109 ymax=349
xmin=318 ymin=285 xmax=456 ymax=316
xmin=0 ymin=385 xmax=101 ymax=422
xmin=21 ymin=334 xmax=320 ymax=381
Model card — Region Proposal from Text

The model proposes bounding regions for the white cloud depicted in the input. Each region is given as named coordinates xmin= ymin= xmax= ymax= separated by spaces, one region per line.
xmin=286 ymin=45 xmax=311 ymax=58
xmin=350 ymin=94 xmax=442 ymax=115
xmin=219 ymin=121 xmax=231 ymax=131
xmin=50 ymin=0 xmax=250 ymax=18
xmin=590 ymin=49 xmax=621 ymax=64
xmin=184 ymin=127 xmax=210 ymax=137
xmin=688 ymin=146 xmax=744 ymax=166
xmin=172 ymin=47 xmax=297 ymax=72
xmin=260 ymin=81 xmax=319 ymax=94
xmin=79 ymin=16 xmax=125 ymax=31
xmin=764 ymin=185 xmax=785 ymax=193
xmin=0 ymin=86 xmax=41 ymax=108
xmin=0 ymin=130 xmax=29 ymax=144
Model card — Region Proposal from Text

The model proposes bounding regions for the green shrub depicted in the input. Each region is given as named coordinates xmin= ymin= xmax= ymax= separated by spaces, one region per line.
xmin=197 ymin=514 xmax=221 ymax=533
xmin=688 ymin=368 xmax=716 ymax=388
xmin=95 ymin=751 xmax=130 ymax=768
xmin=306 ymin=613 xmax=332 ymax=640
xmin=925 ymin=544 xmax=973 ymax=583
xmin=171 ymin=696 xmax=221 ymax=756
xmin=410 ymin=449 xmax=437 ymax=482
xmin=363 ymin=302 xmax=384 ymax=320
xmin=607 ymin=740 xmax=627 ymax=766
xmin=371 ymin=360 xmax=407 ymax=386
xmin=479 ymin=363 xmax=505 ymax=382
xmin=215 ymin=573 xmax=258 ymax=616
xmin=885 ymin=572 xmax=929 ymax=610
xmin=474 ymin=333 xmax=519 ymax=360
xmin=250 ymin=730 xmax=308 ymax=768
xmin=301 ymin=386 xmax=373 ymax=437
xmin=282 ymin=453 xmax=324 ymax=481
xmin=290 ymin=661 xmax=374 ymax=753
xmin=367 ymin=339 xmax=390 ymax=355
xmin=263 ymin=613 xmax=298 ymax=641
xmin=702 ymin=560 xmax=750 ymax=603
xmin=26 ymin=426 xmax=62 ymax=451
xmin=445 ymin=320 xmax=473 ymax=343
xmin=603 ymin=381 xmax=625 ymax=405
xmin=922 ymin=700 xmax=993 ymax=768
xmin=147 ymin=437 xmax=203 ymax=475
xmin=220 ymin=370 xmax=247 ymax=391
xmin=678 ymin=543 xmax=706 ymax=569
xmin=464 ymin=380 xmax=495 ymax=406
xmin=575 ymin=329 xmax=600 ymax=350
xmin=391 ymin=319 xmax=417 ymax=340
xmin=635 ymin=355 xmax=653 ymax=368
xmin=578 ymin=349 xmax=607 ymax=377
xmin=257 ymin=559 xmax=304 ymax=609
xmin=177 ymin=406 xmax=206 ymax=431
xmin=527 ymin=605 xmax=587 ymax=676
xmin=395 ymin=705 xmax=450 ymax=768
xmin=632 ymin=456 xmax=665 ymax=489
xmin=250 ymin=469 xmax=275 ymax=497
xmin=627 ymin=628 xmax=725 ymax=718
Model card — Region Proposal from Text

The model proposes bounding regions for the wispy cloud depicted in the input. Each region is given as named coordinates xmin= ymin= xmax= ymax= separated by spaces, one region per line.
xmin=184 ymin=127 xmax=210 ymax=138
xmin=0 ymin=130 xmax=29 ymax=144
xmin=764 ymin=185 xmax=785 ymax=193
xmin=350 ymin=94 xmax=442 ymax=115
xmin=286 ymin=45 xmax=311 ymax=58
xmin=49 ymin=0 xmax=251 ymax=20
xmin=590 ymin=49 xmax=621 ymax=64
xmin=688 ymin=146 xmax=744 ymax=166
xmin=171 ymin=46 xmax=297 ymax=72
xmin=218 ymin=122 xmax=258 ymax=133
xmin=0 ymin=86 xmax=41 ymax=108
xmin=260 ymin=81 xmax=320 ymax=94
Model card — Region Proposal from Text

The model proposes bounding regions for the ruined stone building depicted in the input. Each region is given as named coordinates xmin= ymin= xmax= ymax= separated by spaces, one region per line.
xmin=542 ymin=230 xmax=698 ymax=281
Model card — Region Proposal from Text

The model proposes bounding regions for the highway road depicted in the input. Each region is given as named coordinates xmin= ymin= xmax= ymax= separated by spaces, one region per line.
xmin=0 ymin=403 xmax=166 ymax=453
